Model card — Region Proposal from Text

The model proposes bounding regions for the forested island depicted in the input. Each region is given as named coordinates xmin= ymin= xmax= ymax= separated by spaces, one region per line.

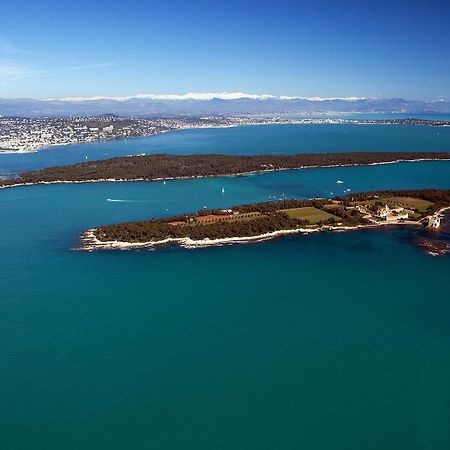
xmin=79 ymin=189 xmax=450 ymax=251
xmin=2 ymin=152 xmax=450 ymax=188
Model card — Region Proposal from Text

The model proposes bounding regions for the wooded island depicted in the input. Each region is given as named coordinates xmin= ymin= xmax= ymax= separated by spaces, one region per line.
xmin=2 ymin=152 xmax=450 ymax=187
xmin=80 ymin=189 xmax=450 ymax=250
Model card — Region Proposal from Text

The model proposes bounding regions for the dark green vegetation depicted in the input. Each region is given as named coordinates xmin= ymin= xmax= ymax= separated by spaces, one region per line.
xmin=93 ymin=196 xmax=366 ymax=243
xmin=2 ymin=152 xmax=450 ymax=187
xmin=95 ymin=213 xmax=304 ymax=242
xmin=91 ymin=189 xmax=450 ymax=244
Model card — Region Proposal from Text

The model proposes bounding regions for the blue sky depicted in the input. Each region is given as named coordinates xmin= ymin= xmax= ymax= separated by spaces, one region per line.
xmin=1 ymin=0 xmax=450 ymax=100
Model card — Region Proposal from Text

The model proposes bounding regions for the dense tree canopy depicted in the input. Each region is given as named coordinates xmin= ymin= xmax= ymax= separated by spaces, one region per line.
xmin=2 ymin=152 xmax=450 ymax=186
xmin=92 ymin=189 xmax=450 ymax=243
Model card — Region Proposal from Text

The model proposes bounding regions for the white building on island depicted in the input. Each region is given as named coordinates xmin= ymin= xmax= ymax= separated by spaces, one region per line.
xmin=377 ymin=204 xmax=409 ymax=222
xmin=428 ymin=213 xmax=441 ymax=228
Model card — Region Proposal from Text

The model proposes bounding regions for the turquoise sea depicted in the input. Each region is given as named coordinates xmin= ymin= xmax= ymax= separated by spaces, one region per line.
xmin=2 ymin=123 xmax=450 ymax=175
xmin=1 ymin=124 xmax=450 ymax=449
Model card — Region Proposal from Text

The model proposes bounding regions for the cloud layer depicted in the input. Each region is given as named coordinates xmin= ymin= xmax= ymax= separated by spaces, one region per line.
xmin=56 ymin=92 xmax=372 ymax=102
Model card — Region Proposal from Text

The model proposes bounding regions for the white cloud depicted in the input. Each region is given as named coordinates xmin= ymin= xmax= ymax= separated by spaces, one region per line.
xmin=0 ymin=38 xmax=36 ymax=57
xmin=304 ymin=96 xmax=371 ymax=101
xmin=0 ymin=41 xmax=16 ymax=55
xmin=63 ymin=62 xmax=117 ymax=71
xmin=0 ymin=60 xmax=117 ymax=84
xmin=55 ymin=92 xmax=373 ymax=102
xmin=58 ymin=92 xmax=276 ymax=101
xmin=0 ymin=39 xmax=43 ymax=84
xmin=0 ymin=39 xmax=22 ymax=55
xmin=136 ymin=92 xmax=277 ymax=101
xmin=0 ymin=60 xmax=42 ymax=80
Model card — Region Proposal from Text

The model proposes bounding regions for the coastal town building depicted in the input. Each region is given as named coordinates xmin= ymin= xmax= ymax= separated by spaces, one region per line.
xmin=0 ymin=116 xmax=184 ymax=152
xmin=376 ymin=204 xmax=409 ymax=222
xmin=3 ymin=116 xmax=449 ymax=154
xmin=0 ymin=116 xmax=320 ymax=153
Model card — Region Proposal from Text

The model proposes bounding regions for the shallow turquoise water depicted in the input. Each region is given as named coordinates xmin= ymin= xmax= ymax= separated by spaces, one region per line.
xmin=1 ymin=123 xmax=450 ymax=175
xmin=1 ymin=125 xmax=450 ymax=449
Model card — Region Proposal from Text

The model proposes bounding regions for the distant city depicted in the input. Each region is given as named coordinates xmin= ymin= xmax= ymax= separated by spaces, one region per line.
xmin=0 ymin=115 xmax=291 ymax=152
xmin=1 ymin=115 xmax=449 ymax=153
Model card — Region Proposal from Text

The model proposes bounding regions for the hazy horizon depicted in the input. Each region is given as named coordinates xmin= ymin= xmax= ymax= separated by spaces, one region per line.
xmin=2 ymin=0 xmax=450 ymax=100
xmin=0 ymin=92 xmax=448 ymax=102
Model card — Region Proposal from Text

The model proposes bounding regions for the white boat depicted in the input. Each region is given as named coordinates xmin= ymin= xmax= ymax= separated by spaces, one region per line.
xmin=336 ymin=180 xmax=344 ymax=184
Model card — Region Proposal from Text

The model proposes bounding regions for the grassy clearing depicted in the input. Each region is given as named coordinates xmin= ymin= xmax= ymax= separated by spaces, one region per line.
xmin=282 ymin=207 xmax=340 ymax=224
xmin=385 ymin=197 xmax=433 ymax=212
xmin=358 ymin=196 xmax=433 ymax=212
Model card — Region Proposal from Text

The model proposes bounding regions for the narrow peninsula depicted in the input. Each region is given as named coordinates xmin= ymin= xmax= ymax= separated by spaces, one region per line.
xmin=2 ymin=152 xmax=450 ymax=188
xmin=79 ymin=189 xmax=450 ymax=251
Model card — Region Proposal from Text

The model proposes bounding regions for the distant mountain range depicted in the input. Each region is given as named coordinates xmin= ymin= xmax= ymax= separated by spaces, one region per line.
xmin=1 ymin=93 xmax=449 ymax=117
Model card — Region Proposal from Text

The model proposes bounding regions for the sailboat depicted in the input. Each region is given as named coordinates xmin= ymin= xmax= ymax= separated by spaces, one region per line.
xmin=221 ymin=187 xmax=225 ymax=194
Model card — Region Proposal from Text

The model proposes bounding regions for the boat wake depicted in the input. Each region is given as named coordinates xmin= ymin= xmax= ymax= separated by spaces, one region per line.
xmin=106 ymin=198 xmax=149 ymax=203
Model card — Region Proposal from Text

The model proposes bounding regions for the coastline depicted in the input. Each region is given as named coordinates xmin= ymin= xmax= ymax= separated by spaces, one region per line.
xmin=2 ymin=157 xmax=450 ymax=190
xmin=77 ymin=204 xmax=450 ymax=252
xmin=0 ymin=121 xmax=297 ymax=155
xmin=2 ymin=118 xmax=450 ymax=155
xmin=0 ymin=141 xmax=74 ymax=155
xmin=77 ymin=221 xmax=422 ymax=252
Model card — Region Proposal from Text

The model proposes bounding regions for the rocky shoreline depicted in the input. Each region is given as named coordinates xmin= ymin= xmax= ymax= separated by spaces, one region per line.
xmin=76 ymin=205 xmax=450 ymax=253
xmin=76 ymin=222 xmax=420 ymax=252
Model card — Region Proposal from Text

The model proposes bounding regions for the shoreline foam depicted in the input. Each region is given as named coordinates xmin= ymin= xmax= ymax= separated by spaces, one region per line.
xmin=77 ymin=221 xmax=423 ymax=252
